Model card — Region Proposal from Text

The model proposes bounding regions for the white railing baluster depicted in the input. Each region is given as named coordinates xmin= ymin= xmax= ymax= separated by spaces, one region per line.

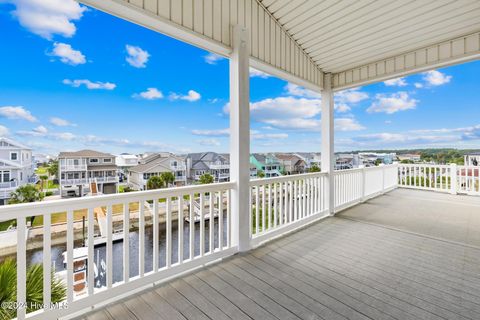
xmin=66 ymin=210 xmax=74 ymax=303
xmin=106 ymin=205 xmax=113 ymax=289
xmin=122 ymin=204 xmax=129 ymax=284
xmin=88 ymin=208 xmax=95 ymax=293
xmin=43 ymin=213 xmax=51 ymax=310
xmin=199 ymin=194 xmax=204 ymax=256
xmin=209 ymin=193 xmax=214 ymax=253
xmin=279 ymin=181 xmax=283 ymax=226
xmin=227 ymin=189 xmax=231 ymax=248
xmin=294 ymin=180 xmax=298 ymax=221
xmin=289 ymin=181 xmax=293 ymax=222
xmin=255 ymin=186 xmax=259 ymax=235
xmin=139 ymin=202 xmax=145 ymax=277
xmin=166 ymin=197 xmax=172 ymax=267
xmin=152 ymin=199 xmax=159 ymax=272
xmin=273 ymin=183 xmax=278 ymax=228
xmin=17 ymin=216 xmax=27 ymax=320
xmin=219 ymin=191 xmax=224 ymax=250
xmin=267 ymin=183 xmax=272 ymax=230
xmin=178 ymin=195 xmax=184 ymax=263
xmin=261 ymin=185 xmax=266 ymax=232
xmin=189 ymin=193 xmax=194 ymax=259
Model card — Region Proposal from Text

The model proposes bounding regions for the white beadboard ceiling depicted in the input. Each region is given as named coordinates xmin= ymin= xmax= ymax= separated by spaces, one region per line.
xmin=81 ymin=0 xmax=480 ymax=90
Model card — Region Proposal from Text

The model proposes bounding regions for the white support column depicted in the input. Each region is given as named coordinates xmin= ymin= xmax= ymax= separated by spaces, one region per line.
xmin=230 ymin=25 xmax=250 ymax=252
xmin=321 ymin=73 xmax=335 ymax=215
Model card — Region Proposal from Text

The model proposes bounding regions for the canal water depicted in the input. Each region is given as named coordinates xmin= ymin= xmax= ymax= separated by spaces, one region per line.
xmin=26 ymin=214 xmax=228 ymax=287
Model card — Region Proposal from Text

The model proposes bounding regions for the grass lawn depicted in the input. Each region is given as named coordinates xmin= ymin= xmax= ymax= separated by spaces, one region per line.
xmin=0 ymin=219 xmax=14 ymax=231
xmin=35 ymin=167 xmax=48 ymax=175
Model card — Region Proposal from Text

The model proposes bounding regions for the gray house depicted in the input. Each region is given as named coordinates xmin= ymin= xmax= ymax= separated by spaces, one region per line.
xmin=58 ymin=150 xmax=118 ymax=197
xmin=186 ymin=152 xmax=230 ymax=183
xmin=0 ymin=138 xmax=36 ymax=205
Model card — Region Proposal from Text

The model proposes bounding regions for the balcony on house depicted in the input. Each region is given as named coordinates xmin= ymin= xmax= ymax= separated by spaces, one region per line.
xmin=2 ymin=1 xmax=480 ymax=320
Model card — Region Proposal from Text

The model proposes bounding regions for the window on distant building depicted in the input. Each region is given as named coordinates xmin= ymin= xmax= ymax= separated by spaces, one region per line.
xmin=103 ymin=158 xmax=112 ymax=163
xmin=10 ymin=152 xmax=18 ymax=161
xmin=90 ymin=158 xmax=99 ymax=163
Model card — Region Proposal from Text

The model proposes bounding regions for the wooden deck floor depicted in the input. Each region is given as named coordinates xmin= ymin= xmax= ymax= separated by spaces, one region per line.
xmin=80 ymin=189 xmax=480 ymax=320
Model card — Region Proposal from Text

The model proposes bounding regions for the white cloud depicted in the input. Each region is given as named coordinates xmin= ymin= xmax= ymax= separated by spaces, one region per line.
xmin=125 ymin=45 xmax=150 ymax=68
xmin=8 ymin=0 xmax=86 ymax=39
xmin=335 ymin=88 xmax=369 ymax=104
xmin=335 ymin=104 xmax=351 ymax=113
xmin=251 ymin=131 xmax=288 ymax=140
xmin=423 ymin=70 xmax=451 ymax=86
xmin=0 ymin=106 xmax=37 ymax=122
xmin=50 ymin=42 xmax=85 ymax=65
xmin=197 ymin=139 xmax=220 ymax=146
xmin=134 ymin=88 xmax=163 ymax=100
xmin=204 ymin=53 xmax=224 ymax=65
xmin=285 ymin=83 xmax=321 ymax=99
xmin=367 ymin=92 xmax=417 ymax=114
xmin=335 ymin=118 xmax=365 ymax=131
xmin=63 ymin=79 xmax=116 ymax=90
xmin=33 ymin=125 xmax=48 ymax=134
xmin=170 ymin=90 xmax=201 ymax=102
xmin=50 ymin=117 xmax=75 ymax=126
xmin=0 ymin=125 xmax=9 ymax=136
xmin=384 ymin=77 xmax=407 ymax=87
xmin=250 ymin=68 xmax=270 ymax=78
xmin=414 ymin=82 xmax=423 ymax=88
xmin=191 ymin=128 xmax=229 ymax=137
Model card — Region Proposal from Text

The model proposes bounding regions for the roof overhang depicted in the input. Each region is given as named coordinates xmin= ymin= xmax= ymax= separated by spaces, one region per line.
xmin=80 ymin=0 xmax=480 ymax=92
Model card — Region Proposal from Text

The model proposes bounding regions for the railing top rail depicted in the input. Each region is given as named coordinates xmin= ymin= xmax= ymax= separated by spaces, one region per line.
xmin=399 ymin=163 xmax=452 ymax=168
xmin=0 ymin=181 xmax=235 ymax=220
xmin=249 ymin=171 xmax=327 ymax=186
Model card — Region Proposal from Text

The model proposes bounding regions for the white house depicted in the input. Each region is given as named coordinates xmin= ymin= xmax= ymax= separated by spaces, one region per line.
xmin=186 ymin=152 xmax=230 ymax=183
xmin=116 ymin=153 xmax=139 ymax=181
xmin=0 ymin=138 xmax=36 ymax=205
xmin=58 ymin=150 xmax=119 ymax=197
xmin=128 ymin=153 xmax=186 ymax=190
xmin=464 ymin=152 xmax=480 ymax=166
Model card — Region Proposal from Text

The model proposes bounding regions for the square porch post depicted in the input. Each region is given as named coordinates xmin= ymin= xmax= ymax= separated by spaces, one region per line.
xmin=230 ymin=25 xmax=251 ymax=252
xmin=321 ymin=73 xmax=335 ymax=215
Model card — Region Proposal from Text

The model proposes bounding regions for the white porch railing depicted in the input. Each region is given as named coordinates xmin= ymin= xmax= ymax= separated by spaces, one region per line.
xmin=1 ymin=165 xmax=400 ymax=320
xmin=398 ymin=163 xmax=480 ymax=195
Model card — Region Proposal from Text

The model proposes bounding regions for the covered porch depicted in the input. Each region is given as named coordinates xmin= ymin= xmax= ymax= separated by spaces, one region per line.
xmin=2 ymin=0 xmax=480 ymax=319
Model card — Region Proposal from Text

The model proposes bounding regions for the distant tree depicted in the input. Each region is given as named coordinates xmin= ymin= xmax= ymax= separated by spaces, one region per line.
xmin=309 ymin=164 xmax=321 ymax=173
xmin=8 ymin=185 xmax=44 ymax=225
xmin=160 ymin=172 xmax=175 ymax=187
xmin=374 ymin=159 xmax=383 ymax=166
xmin=147 ymin=176 xmax=163 ymax=190
xmin=400 ymin=159 xmax=414 ymax=164
xmin=257 ymin=170 xmax=265 ymax=178
xmin=39 ymin=175 xmax=48 ymax=192
xmin=199 ymin=173 xmax=214 ymax=184
xmin=47 ymin=160 xmax=58 ymax=179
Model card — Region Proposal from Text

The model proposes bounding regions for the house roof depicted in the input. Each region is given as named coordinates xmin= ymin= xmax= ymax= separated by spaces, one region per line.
xmin=130 ymin=153 xmax=183 ymax=173
xmin=58 ymin=150 xmax=114 ymax=158
xmin=0 ymin=137 xmax=31 ymax=150
xmin=188 ymin=152 xmax=228 ymax=171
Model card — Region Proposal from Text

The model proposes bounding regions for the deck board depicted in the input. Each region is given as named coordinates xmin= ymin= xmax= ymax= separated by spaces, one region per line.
xmin=79 ymin=189 xmax=480 ymax=320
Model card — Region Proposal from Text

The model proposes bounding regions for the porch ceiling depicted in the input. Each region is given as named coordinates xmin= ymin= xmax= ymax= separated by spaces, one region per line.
xmin=81 ymin=0 xmax=480 ymax=90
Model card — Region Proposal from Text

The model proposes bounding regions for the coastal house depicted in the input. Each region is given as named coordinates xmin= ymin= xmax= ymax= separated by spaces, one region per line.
xmin=186 ymin=152 xmax=230 ymax=183
xmin=0 ymin=138 xmax=36 ymax=205
xmin=115 ymin=153 xmax=139 ymax=181
xmin=250 ymin=153 xmax=282 ymax=177
xmin=128 ymin=153 xmax=186 ymax=190
xmin=58 ymin=150 xmax=118 ymax=197
xmin=464 ymin=152 xmax=480 ymax=166
xmin=275 ymin=153 xmax=307 ymax=175
xmin=295 ymin=152 xmax=321 ymax=170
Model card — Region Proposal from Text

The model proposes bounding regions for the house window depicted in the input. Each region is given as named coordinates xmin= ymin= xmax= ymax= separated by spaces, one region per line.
xmin=74 ymin=159 xmax=80 ymax=165
xmin=89 ymin=158 xmax=99 ymax=163
xmin=10 ymin=152 xmax=18 ymax=161
xmin=171 ymin=161 xmax=177 ymax=167
xmin=1 ymin=171 xmax=10 ymax=182
xmin=103 ymin=158 xmax=112 ymax=163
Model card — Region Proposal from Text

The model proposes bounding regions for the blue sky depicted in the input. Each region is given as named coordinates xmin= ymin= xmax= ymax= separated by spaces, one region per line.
xmin=1 ymin=0 xmax=479 ymax=156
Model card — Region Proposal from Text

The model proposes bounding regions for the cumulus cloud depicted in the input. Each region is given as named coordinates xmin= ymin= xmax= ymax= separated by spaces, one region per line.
xmin=63 ymin=79 xmax=116 ymax=90
xmin=0 ymin=106 xmax=37 ymax=122
xmin=204 ymin=53 xmax=224 ymax=65
xmin=33 ymin=125 xmax=48 ymax=134
xmin=250 ymin=68 xmax=270 ymax=78
xmin=191 ymin=129 xmax=229 ymax=137
xmin=414 ymin=82 xmax=423 ymax=88
xmin=367 ymin=92 xmax=417 ymax=114
xmin=50 ymin=42 xmax=85 ymax=65
xmin=335 ymin=104 xmax=351 ymax=113
xmin=50 ymin=117 xmax=75 ymax=126
xmin=383 ymin=77 xmax=407 ymax=87
xmin=134 ymin=88 xmax=163 ymax=100
xmin=285 ymin=83 xmax=321 ymax=99
xmin=423 ymin=70 xmax=451 ymax=86
xmin=0 ymin=125 xmax=9 ymax=136
xmin=197 ymin=139 xmax=220 ymax=146
xmin=125 ymin=45 xmax=150 ymax=68
xmin=8 ymin=0 xmax=86 ymax=39
xmin=335 ymin=87 xmax=369 ymax=104
xmin=335 ymin=118 xmax=365 ymax=131
xmin=16 ymin=127 xmax=75 ymax=140
xmin=170 ymin=90 xmax=201 ymax=102
xmin=251 ymin=131 xmax=288 ymax=140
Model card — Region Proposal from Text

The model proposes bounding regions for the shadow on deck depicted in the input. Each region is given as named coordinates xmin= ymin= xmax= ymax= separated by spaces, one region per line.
xmin=80 ymin=189 xmax=480 ymax=320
